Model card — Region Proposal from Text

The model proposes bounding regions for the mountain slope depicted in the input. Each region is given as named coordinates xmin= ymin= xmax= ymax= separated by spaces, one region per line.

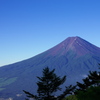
xmin=0 ymin=36 xmax=100 ymax=100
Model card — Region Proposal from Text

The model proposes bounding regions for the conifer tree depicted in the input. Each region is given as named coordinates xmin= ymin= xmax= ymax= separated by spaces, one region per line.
xmin=75 ymin=67 xmax=100 ymax=100
xmin=88 ymin=71 xmax=100 ymax=86
xmin=76 ymin=70 xmax=100 ymax=91
xmin=23 ymin=67 xmax=75 ymax=100
xmin=37 ymin=67 xmax=66 ymax=100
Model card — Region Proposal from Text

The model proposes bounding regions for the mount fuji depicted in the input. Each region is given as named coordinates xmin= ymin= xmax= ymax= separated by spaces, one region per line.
xmin=0 ymin=36 xmax=100 ymax=100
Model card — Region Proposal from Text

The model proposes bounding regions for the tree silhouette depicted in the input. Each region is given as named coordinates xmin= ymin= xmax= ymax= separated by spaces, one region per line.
xmin=75 ymin=67 xmax=100 ymax=100
xmin=23 ymin=67 xmax=75 ymax=100
xmin=37 ymin=67 xmax=66 ymax=100
xmin=76 ymin=70 xmax=100 ymax=92
xmin=76 ymin=86 xmax=100 ymax=100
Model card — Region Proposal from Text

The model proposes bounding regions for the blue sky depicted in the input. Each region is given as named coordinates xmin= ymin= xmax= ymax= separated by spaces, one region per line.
xmin=0 ymin=0 xmax=100 ymax=66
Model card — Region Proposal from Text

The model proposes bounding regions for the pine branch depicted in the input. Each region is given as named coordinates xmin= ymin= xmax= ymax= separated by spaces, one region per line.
xmin=23 ymin=90 xmax=37 ymax=99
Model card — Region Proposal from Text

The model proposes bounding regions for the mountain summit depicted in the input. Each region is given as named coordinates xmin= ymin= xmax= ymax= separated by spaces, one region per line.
xmin=46 ymin=36 xmax=100 ymax=56
xmin=0 ymin=36 xmax=100 ymax=100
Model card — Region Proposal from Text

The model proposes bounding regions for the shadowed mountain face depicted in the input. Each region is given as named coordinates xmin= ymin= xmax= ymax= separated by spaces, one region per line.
xmin=0 ymin=36 xmax=100 ymax=100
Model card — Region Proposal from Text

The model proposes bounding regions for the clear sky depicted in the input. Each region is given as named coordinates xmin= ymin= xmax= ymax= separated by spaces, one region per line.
xmin=0 ymin=0 xmax=100 ymax=66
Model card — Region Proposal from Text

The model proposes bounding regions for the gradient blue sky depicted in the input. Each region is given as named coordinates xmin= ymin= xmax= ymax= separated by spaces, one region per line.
xmin=0 ymin=0 xmax=100 ymax=66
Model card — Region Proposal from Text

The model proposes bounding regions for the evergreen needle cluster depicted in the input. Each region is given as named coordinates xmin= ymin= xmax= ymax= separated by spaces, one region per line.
xmin=23 ymin=65 xmax=100 ymax=100
xmin=23 ymin=67 xmax=75 ymax=100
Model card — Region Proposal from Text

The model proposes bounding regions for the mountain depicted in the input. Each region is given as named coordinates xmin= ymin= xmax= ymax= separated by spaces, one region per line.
xmin=0 ymin=36 xmax=100 ymax=100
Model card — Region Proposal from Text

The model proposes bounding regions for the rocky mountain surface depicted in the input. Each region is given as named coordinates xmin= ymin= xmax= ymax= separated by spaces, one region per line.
xmin=0 ymin=36 xmax=100 ymax=100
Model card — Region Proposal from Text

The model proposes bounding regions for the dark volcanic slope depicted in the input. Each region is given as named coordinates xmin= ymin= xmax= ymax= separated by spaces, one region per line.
xmin=0 ymin=36 xmax=100 ymax=100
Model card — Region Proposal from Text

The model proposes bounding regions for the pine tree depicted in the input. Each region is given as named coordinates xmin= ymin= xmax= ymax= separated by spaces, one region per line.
xmin=76 ymin=70 xmax=100 ymax=91
xmin=88 ymin=71 xmax=100 ymax=86
xmin=23 ymin=67 xmax=75 ymax=100
xmin=37 ymin=67 xmax=66 ymax=100
xmin=76 ymin=77 xmax=92 ymax=91
xmin=58 ymin=85 xmax=76 ymax=99
xmin=76 ymin=67 xmax=100 ymax=100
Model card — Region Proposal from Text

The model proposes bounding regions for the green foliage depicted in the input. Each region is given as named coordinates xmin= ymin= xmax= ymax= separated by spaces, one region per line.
xmin=76 ymin=67 xmax=100 ymax=100
xmin=63 ymin=95 xmax=77 ymax=100
xmin=76 ymin=69 xmax=100 ymax=92
xmin=58 ymin=85 xmax=76 ymax=100
xmin=88 ymin=71 xmax=100 ymax=86
xmin=76 ymin=86 xmax=100 ymax=100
